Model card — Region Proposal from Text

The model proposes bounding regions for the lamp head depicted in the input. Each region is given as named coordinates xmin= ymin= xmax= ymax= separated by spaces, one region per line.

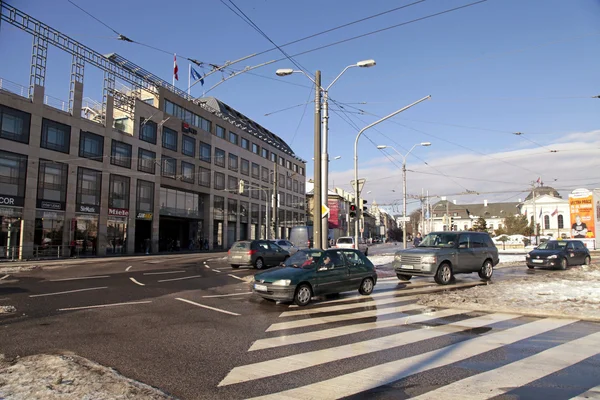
xmin=356 ymin=59 xmax=376 ymax=68
xmin=333 ymin=156 xmax=342 ymax=160
xmin=376 ymin=145 xmax=387 ymax=150
xmin=275 ymin=68 xmax=294 ymax=77
xmin=420 ymin=142 xmax=432 ymax=147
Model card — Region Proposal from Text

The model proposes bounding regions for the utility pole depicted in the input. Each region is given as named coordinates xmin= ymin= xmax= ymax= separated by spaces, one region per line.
xmin=273 ymin=161 xmax=278 ymax=239
xmin=321 ymin=90 xmax=329 ymax=248
xmin=313 ymin=71 xmax=323 ymax=249
xmin=446 ymin=198 xmax=450 ymax=231
xmin=531 ymin=182 xmax=538 ymax=245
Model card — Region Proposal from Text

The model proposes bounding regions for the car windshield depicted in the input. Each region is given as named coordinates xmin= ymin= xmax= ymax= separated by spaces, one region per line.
xmin=337 ymin=238 xmax=353 ymax=244
xmin=419 ymin=233 xmax=458 ymax=248
xmin=284 ymin=250 xmax=324 ymax=268
xmin=231 ymin=242 xmax=249 ymax=250
xmin=537 ymin=241 xmax=567 ymax=250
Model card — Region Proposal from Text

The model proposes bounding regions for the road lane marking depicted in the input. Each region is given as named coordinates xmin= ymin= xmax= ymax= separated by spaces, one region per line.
xmin=175 ymin=298 xmax=240 ymax=316
xmin=129 ymin=277 xmax=145 ymax=286
xmin=251 ymin=308 xmax=465 ymax=351
xmin=49 ymin=275 xmax=110 ymax=282
xmin=125 ymin=265 xmax=133 ymax=272
xmin=146 ymin=260 xmax=165 ymax=264
xmin=158 ymin=275 xmax=203 ymax=283
xmin=143 ymin=270 xmax=186 ymax=275
xmin=245 ymin=318 xmax=576 ymax=399
xmin=0 ymin=298 xmax=9 ymax=301
xmin=204 ymin=265 xmax=211 ymax=269
xmin=216 ymin=267 xmax=233 ymax=270
xmin=228 ymin=274 xmax=247 ymax=281
xmin=30 ymin=287 xmax=108 ymax=298
xmin=203 ymin=292 xmax=253 ymax=298
xmin=413 ymin=331 xmax=600 ymax=400
xmin=267 ymin=302 xmax=424 ymax=332
xmin=58 ymin=300 xmax=152 ymax=311
xmin=211 ymin=269 xmax=222 ymax=273
xmin=0 ymin=274 xmax=9 ymax=281
xmin=220 ymin=312 xmax=520 ymax=386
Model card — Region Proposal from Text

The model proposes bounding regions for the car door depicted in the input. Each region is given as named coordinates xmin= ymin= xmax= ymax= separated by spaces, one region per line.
xmin=565 ymin=242 xmax=577 ymax=265
xmin=341 ymin=250 xmax=368 ymax=290
xmin=575 ymin=241 xmax=588 ymax=264
xmin=315 ymin=250 xmax=349 ymax=295
xmin=267 ymin=242 xmax=286 ymax=265
xmin=256 ymin=240 xmax=274 ymax=265
xmin=455 ymin=233 xmax=476 ymax=272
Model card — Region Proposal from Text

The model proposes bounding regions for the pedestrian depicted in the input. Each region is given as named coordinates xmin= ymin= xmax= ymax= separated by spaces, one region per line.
xmin=70 ymin=240 xmax=76 ymax=257
xmin=413 ymin=232 xmax=423 ymax=247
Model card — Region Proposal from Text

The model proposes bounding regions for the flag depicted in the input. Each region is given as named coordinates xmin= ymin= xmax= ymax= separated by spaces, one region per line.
xmin=539 ymin=208 xmax=542 ymax=218
xmin=551 ymin=207 xmax=558 ymax=216
xmin=191 ymin=66 xmax=204 ymax=86
xmin=173 ymin=54 xmax=179 ymax=81
xmin=536 ymin=177 xmax=541 ymax=184
xmin=523 ymin=209 xmax=527 ymax=218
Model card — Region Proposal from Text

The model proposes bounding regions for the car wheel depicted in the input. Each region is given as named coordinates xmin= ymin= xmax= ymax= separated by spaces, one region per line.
xmin=583 ymin=256 xmax=591 ymax=266
xmin=397 ymin=274 xmax=412 ymax=281
xmin=364 ymin=248 xmax=369 ymax=256
xmin=559 ymin=257 xmax=568 ymax=270
xmin=231 ymin=264 xmax=240 ymax=269
xmin=359 ymin=277 xmax=375 ymax=295
xmin=294 ymin=284 xmax=312 ymax=306
xmin=527 ymin=265 xmax=535 ymax=270
xmin=478 ymin=260 xmax=493 ymax=281
xmin=434 ymin=263 xmax=453 ymax=285
xmin=254 ymin=257 xmax=264 ymax=270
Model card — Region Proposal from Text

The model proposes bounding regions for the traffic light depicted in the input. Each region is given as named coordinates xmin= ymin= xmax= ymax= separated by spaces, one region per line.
xmin=349 ymin=204 xmax=357 ymax=218
xmin=449 ymin=216 xmax=454 ymax=231
xmin=362 ymin=199 xmax=368 ymax=212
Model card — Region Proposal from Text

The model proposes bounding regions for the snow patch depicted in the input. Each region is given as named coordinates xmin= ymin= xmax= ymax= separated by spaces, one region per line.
xmin=367 ymin=255 xmax=394 ymax=267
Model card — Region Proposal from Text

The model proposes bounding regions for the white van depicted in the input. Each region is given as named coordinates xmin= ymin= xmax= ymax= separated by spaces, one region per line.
xmin=336 ymin=236 xmax=369 ymax=255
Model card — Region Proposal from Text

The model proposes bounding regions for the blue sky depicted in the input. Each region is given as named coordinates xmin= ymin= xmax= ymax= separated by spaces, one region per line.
xmin=1 ymin=0 xmax=599 ymax=211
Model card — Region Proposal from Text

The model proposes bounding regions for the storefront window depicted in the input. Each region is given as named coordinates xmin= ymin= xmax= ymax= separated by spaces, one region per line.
xmin=214 ymin=196 xmax=224 ymax=220
xmin=34 ymin=210 xmax=64 ymax=251
xmin=137 ymin=180 xmax=155 ymax=212
xmin=158 ymin=187 xmax=201 ymax=218
xmin=74 ymin=214 xmax=98 ymax=256
xmin=228 ymin=199 xmax=237 ymax=222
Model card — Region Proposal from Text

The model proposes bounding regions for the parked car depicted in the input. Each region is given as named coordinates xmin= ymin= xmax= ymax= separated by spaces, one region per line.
xmin=269 ymin=239 xmax=299 ymax=255
xmin=289 ymin=226 xmax=313 ymax=249
xmin=252 ymin=248 xmax=377 ymax=306
xmin=335 ymin=236 xmax=369 ymax=255
xmin=526 ymin=240 xmax=591 ymax=270
xmin=227 ymin=240 xmax=290 ymax=269
xmin=392 ymin=231 xmax=499 ymax=285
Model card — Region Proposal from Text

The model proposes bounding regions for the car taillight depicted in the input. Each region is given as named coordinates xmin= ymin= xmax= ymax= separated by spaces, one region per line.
xmin=248 ymin=250 xmax=257 ymax=255
xmin=352 ymin=244 xmax=355 ymax=249
xmin=228 ymin=249 xmax=230 ymax=255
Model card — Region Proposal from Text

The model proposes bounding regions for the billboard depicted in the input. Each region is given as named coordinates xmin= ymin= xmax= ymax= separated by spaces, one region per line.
xmin=569 ymin=188 xmax=595 ymax=248
xmin=328 ymin=199 xmax=340 ymax=229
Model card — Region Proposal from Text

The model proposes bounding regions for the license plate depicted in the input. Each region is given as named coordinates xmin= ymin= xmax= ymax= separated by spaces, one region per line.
xmin=233 ymin=255 xmax=242 ymax=259
xmin=532 ymin=259 xmax=544 ymax=264
xmin=401 ymin=265 xmax=414 ymax=269
xmin=254 ymin=284 xmax=267 ymax=292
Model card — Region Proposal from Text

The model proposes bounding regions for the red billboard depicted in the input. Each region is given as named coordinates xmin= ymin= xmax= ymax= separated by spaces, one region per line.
xmin=328 ymin=199 xmax=340 ymax=228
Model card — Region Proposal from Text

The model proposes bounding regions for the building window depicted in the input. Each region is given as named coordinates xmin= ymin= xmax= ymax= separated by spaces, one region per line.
xmin=37 ymin=160 xmax=67 ymax=206
xmin=162 ymin=156 xmax=177 ymax=178
xmin=214 ymin=196 xmax=224 ymax=220
xmin=228 ymin=176 xmax=239 ymax=193
xmin=300 ymin=182 xmax=305 ymax=194
xmin=214 ymin=172 xmax=225 ymax=190
xmin=279 ymin=156 xmax=285 ymax=166
xmin=79 ymin=131 xmax=104 ymax=162
xmin=181 ymin=161 xmax=195 ymax=183
xmin=252 ymin=143 xmax=259 ymax=154
xmin=76 ymin=167 xmax=102 ymax=207
xmin=286 ymin=176 xmax=292 ymax=190
xmin=41 ymin=118 xmax=70 ymax=153
xmin=240 ymin=179 xmax=249 ymax=197
xmin=558 ymin=214 xmax=564 ymax=229
xmin=110 ymin=140 xmax=132 ymax=168
xmin=162 ymin=127 xmax=178 ymax=151
xmin=544 ymin=215 xmax=550 ymax=229
xmin=293 ymin=179 xmax=298 ymax=193
xmin=261 ymin=186 xmax=268 ymax=201
xmin=251 ymin=163 xmax=260 ymax=179
xmin=241 ymin=138 xmax=249 ymax=150
xmin=215 ymin=148 xmax=225 ymax=167
xmin=270 ymin=152 xmax=277 ymax=162
xmin=251 ymin=184 xmax=260 ymax=199
xmin=136 ymin=180 xmax=154 ymax=212
xmin=228 ymin=131 xmax=238 ymax=145
xmin=198 ymin=166 xmax=211 ymax=187
xmin=199 ymin=142 xmax=211 ymax=163
xmin=159 ymin=187 xmax=201 ymax=218
xmin=109 ymin=174 xmax=130 ymax=209
xmin=286 ymin=193 xmax=292 ymax=208
xmin=300 ymin=166 xmax=305 ymax=176
xmin=286 ymin=160 xmax=291 ymax=170
xmin=139 ymin=118 xmax=157 ymax=144
xmin=216 ymin=125 xmax=226 ymax=139
xmin=261 ymin=148 xmax=269 ymax=159
xmin=278 ymin=191 xmax=285 ymax=207
xmin=251 ymin=203 xmax=259 ymax=224
xmin=182 ymin=135 xmax=195 ymax=157
xmin=0 ymin=150 xmax=27 ymax=201
xmin=293 ymin=164 xmax=298 ymax=173
xmin=228 ymin=198 xmax=237 ymax=222
xmin=228 ymin=154 xmax=238 ymax=171
xmin=138 ymin=148 xmax=156 ymax=174
xmin=279 ymin=173 xmax=285 ymax=188
xmin=262 ymin=167 xmax=270 ymax=182
xmin=241 ymin=158 xmax=250 ymax=176
xmin=0 ymin=105 xmax=30 ymax=144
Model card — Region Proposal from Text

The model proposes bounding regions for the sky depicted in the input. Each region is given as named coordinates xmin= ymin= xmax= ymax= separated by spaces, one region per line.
xmin=1 ymin=0 xmax=599 ymax=214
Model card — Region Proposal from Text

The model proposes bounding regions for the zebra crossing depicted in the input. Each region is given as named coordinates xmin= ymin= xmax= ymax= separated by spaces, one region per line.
xmin=219 ymin=281 xmax=600 ymax=399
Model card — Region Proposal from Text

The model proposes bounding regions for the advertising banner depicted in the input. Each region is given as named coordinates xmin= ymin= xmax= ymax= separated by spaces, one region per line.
xmin=328 ymin=199 xmax=340 ymax=229
xmin=569 ymin=188 xmax=595 ymax=249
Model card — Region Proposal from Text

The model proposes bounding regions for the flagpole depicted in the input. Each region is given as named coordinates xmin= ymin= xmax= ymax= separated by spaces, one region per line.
xmin=188 ymin=63 xmax=191 ymax=96
xmin=173 ymin=53 xmax=176 ymax=88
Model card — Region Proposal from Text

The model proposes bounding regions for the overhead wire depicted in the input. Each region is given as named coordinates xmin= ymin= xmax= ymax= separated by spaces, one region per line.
xmin=289 ymin=84 xmax=315 ymax=147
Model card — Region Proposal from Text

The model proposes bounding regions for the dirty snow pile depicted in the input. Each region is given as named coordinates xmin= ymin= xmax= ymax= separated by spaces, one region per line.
xmin=367 ymin=255 xmax=395 ymax=267
xmin=0 ymin=306 xmax=16 ymax=314
xmin=418 ymin=264 xmax=600 ymax=320
xmin=0 ymin=354 xmax=172 ymax=400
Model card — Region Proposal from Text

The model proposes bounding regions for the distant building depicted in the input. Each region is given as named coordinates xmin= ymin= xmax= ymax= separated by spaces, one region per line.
xmin=428 ymin=198 xmax=519 ymax=234
xmin=518 ymin=185 xmax=569 ymax=238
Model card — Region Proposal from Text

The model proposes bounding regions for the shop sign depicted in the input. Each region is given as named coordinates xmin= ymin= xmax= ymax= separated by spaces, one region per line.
xmin=0 ymin=206 xmax=22 ymax=217
xmin=78 ymin=204 xmax=99 ymax=214
xmin=37 ymin=199 xmax=65 ymax=210
xmin=0 ymin=195 xmax=24 ymax=207
xmin=182 ymin=122 xmax=197 ymax=135
xmin=136 ymin=212 xmax=153 ymax=220
xmin=108 ymin=208 xmax=129 ymax=217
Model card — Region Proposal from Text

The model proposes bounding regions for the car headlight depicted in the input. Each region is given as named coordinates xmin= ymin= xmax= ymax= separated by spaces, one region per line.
xmin=394 ymin=254 xmax=402 ymax=261
xmin=272 ymin=279 xmax=291 ymax=286
xmin=547 ymin=255 xmax=558 ymax=259
xmin=421 ymin=256 xmax=437 ymax=264
xmin=525 ymin=254 xmax=530 ymax=258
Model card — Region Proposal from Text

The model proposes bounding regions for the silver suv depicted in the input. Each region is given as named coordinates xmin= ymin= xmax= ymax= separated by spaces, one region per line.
xmin=393 ymin=231 xmax=499 ymax=285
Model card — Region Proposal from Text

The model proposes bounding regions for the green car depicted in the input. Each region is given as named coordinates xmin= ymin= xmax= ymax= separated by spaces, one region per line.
xmin=252 ymin=248 xmax=377 ymax=306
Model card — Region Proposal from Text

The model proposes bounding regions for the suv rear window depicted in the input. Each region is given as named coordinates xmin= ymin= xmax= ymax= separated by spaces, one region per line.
xmin=337 ymin=238 xmax=353 ymax=244
xmin=231 ymin=242 xmax=249 ymax=250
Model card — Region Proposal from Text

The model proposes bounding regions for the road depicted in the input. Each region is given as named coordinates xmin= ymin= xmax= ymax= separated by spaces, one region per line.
xmin=1 ymin=248 xmax=600 ymax=399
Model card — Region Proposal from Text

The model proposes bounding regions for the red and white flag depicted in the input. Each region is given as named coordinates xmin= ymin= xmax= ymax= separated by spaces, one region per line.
xmin=551 ymin=207 xmax=558 ymax=216
xmin=173 ymin=54 xmax=179 ymax=81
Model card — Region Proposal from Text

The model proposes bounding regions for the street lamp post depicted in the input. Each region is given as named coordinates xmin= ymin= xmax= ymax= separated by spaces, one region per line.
xmin=354 ymin=96 xmax=431 ymax=248
xmin=277 ymin=60 xmax=376 ymax=248
xmin=377 ymin=142 xmax=431 ymax=249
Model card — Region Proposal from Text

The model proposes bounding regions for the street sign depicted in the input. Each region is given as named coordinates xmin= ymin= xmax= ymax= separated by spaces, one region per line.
xmin=398 ymin=216 xmax=411 ymax=222
xmin=321 ymin=204 xmax=330 ymax=218
xmin=350 ymin=178 xmax=367 ymax=195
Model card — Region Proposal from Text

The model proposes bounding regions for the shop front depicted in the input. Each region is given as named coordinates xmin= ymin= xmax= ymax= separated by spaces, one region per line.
xmin=107 ymin=208 xmax=128 ymax=255
xmin=158 ymin=187 xmax=205 ymax=251
xmin=0 ymin=204 xmax=22 ymax=260
xmin=34 ymin=206 xmax=65 ymax=258
xmin=75 ymin=205 xmax=99 ymax=256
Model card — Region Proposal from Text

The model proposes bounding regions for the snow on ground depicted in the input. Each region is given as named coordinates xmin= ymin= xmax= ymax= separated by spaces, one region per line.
xmin=418 ymin=263 xmax=600 ymax=320
xmin=0 ymin=354 xmax=171 ymax=400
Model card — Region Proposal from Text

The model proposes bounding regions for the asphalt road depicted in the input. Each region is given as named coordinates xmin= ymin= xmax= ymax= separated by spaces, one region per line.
xmin=1 ymin=251 xmax=600 ymax=399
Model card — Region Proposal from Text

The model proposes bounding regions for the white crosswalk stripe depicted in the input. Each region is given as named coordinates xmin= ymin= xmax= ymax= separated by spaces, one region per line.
xmin=571 ymin=385 xmax=600 ymax=399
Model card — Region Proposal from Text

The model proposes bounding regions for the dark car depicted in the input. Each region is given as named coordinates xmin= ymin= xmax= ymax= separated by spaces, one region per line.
xmin=526 ymin=240 xmax=591 ymax=270
xmin=227 ymin=240 xmax=290 ymax=269
xmin=393 ymin=231 xmax=499 ymax=285
xmin=252 ymin=248 xmax=377 ymax=306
